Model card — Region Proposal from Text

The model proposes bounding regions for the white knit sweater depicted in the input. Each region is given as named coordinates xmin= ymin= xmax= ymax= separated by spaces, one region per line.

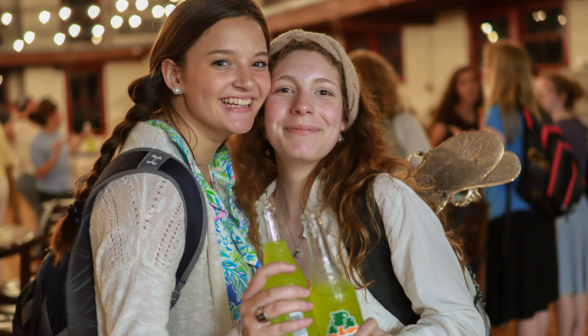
xmin=89 ymin=123 xmax=239 ymax=336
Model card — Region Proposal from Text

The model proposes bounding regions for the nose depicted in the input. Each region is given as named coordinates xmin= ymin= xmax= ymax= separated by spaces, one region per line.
xmin=290 ymin=90 xmax=313 ymax=115
xmin=233 ymin=65 xmax=255 ymax=92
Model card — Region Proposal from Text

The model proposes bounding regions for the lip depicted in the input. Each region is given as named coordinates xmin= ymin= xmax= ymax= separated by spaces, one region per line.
xmin=284 ymin=125 xmax=321 ymax=134
xmin=219 ymin=97 xmax=255 ymax=114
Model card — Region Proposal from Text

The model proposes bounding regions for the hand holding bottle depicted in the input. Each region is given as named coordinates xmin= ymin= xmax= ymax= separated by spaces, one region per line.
xmin=241 ymin=261 xmax=314 ymax=336
xmin=355 ymin=318 xmax=392 ymax=336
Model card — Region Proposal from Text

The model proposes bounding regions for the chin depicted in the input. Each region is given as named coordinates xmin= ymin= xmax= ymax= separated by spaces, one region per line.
xmin=226 ymin=119 xmax=256 ymax=135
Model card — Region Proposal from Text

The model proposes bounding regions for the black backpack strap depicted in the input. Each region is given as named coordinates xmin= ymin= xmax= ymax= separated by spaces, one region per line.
xmin=66 ymin=148 xmax=207 ymax=335
xmin=349 ymin=182 xmax=420 ymax=326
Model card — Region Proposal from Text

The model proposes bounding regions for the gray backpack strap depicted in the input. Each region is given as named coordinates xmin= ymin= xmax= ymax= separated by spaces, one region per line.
xmin=66 ymin=148 xmax=207 ymax=335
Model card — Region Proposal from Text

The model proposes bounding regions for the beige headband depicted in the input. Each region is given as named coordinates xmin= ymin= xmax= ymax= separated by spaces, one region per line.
xmin=269 ymin=29 xmax=360 ymax=128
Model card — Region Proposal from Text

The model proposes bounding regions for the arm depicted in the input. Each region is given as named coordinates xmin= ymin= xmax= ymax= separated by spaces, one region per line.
xmin=90 ymin=173 xmax=186 ymax=336
xmin=374 ymin=175 xmax=485 ymax=336
xmin=32 ymin=140 xmax=62 ymax=179
xmin=428 ymin=122 xmax=448 ymax=147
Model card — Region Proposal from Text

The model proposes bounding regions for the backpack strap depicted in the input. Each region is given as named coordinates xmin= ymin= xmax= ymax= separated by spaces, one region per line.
xmin=348 ymin=182 xmax=420 ymax=326
xmin=66 ymin=148 xmax=207 ymax=335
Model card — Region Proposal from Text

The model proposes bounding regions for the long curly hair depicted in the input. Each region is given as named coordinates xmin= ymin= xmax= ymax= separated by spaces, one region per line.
xmin=231 ymin=39 xmax=464 ymax=287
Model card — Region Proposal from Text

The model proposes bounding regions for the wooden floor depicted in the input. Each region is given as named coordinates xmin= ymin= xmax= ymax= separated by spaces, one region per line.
xmin=4 ymin=196 xmax=588 ymax=335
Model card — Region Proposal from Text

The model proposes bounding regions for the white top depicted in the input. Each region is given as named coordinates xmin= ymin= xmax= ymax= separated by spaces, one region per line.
xmin=389 ymin=113 xmax=431 ymax=160
xmin=89 ymin=123 xmax=240 ymax=336
xmin=11 ymin=118 xmax=38 ymax=177
xmin=260 ymin=175 xmax=485 ymax=335
xmin=0 ymin=126 xmax=15 ymax=179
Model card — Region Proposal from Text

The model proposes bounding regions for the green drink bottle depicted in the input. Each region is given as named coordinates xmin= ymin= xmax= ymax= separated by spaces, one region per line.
xmin=302 ymin=212 xmax=364 ymax=336
xmin=256 ymin=199 xmax=318 ymax=336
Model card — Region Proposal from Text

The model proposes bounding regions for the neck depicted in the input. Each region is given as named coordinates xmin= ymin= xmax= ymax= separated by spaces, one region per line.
xmin=169 ymin=103 xmax=227 ymax=167
xmin=274 ymin=157 xmax=317 ymax=218
xmin=455 ymin=100 xmax=476 ymax=115
xmin=550 ymin=108 xmax=573 ymax=122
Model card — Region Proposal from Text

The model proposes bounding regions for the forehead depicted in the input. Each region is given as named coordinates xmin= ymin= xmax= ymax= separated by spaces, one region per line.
xmin=272 ymin=50 xmax=341 ymax=85
xmin=188 ymin=17 xmax=267 ymax=55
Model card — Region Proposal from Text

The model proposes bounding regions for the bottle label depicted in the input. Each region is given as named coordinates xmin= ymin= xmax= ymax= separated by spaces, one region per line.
xmin=326 ymin=310 xmax=360 ymax=336
xmin=289 ymin=312 xmax=309 ymax=336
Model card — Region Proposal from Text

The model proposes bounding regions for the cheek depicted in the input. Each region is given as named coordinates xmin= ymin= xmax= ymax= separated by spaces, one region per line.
xmin=255 ymin=72 xmax=271 ymax=100
xmin=264 ymin=97 xmax=290 ymax=129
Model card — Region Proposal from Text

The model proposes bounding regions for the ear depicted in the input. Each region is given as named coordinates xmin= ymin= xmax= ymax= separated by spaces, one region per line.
xmin=161 ymin=59 xmax=183 ymax=93
xmin=340 ymin=121 xmax=346 ymax=132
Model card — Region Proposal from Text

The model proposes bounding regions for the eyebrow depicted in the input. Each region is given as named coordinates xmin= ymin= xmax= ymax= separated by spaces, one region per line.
xmin=207 ymin=49 xmax=269 ymax=57
xmin=274 ymin=75 xmax=338 ymax=86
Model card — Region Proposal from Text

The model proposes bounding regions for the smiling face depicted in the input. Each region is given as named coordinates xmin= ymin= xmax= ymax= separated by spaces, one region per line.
xmin=170 ymin=16 xmax=271 ymax=141
xmin=264 ymin=50 xmax=345 ymax=166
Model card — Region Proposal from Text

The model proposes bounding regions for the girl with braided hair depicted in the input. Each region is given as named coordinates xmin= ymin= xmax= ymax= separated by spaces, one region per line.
xmin=46 ymin=1 xmax=313 ymax=335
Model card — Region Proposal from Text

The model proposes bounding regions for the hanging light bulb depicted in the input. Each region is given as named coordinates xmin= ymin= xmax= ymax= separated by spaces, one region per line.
xmin=39 ymin=11 xmax=51 ymax=24
xmin=88 ymin=5 xmax=100 ymax=19
xmin=152 ymin=5 xmax=164 ymax=18
xmin=0 ymin=76 xmax=3 ymax=86
xmin=24 ymin=31 xmax=35 ymax=44
xmin=2 ymin=13 xmax=12 ymax=25
xmin=69 ymin=24 xmax=81 ymax=38
xmin=116 ymin=0 xmax=129 ymax=12
xmin=488 ymin=31 xmax=499 ymax=43
xmin=92 ymin=35 xmax=103 ymax=45
xmin=54 ymin=33 xmax=66 ymax=46
xmin=136 ymin=0 xmax=148 ymax=11
xmin=481 ymin=23 xmax=493 ymax=34
xmin=111 ymin=15 xmax=123 ymax=29
xmin=165 ymin=4 xmax=176 ymax=16
xmin=129 ymin=15 xmax=141 ymax=28
xmin=59 ymin=7 xmax=71 ymax=20
xmin=92 ymin=24 xmax=105 ymax=38
xmin=13 ymin=39 xmax=24 ymax=52
xmin=170 ymin=0 xmax=179 ymax=2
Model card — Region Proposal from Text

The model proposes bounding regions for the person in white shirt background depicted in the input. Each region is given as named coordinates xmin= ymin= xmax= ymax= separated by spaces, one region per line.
xmin=0 ymin=107 xmax=16 ymax=223
xmin=231 ymin=30 xmax=485 ymax=336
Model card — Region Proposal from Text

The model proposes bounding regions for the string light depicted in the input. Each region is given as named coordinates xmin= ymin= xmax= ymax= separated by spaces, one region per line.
xmin=165 ymin=4 xmax=176 ymax=16
xmin=488 ymin=31 xmax=499 ymax=43
xmin=152 ymin=5 xmax=164 ymax=18
xmin=533 ymin=10 xmax=547 ymax=22
xmin=13 ymin=39 xmax=24 ymax=52
xmin=129 ymin=15 xmax=141 ymax=28
xmin=92 ymin=36 xmax=103 ymax=45
xmin=24 ymin=31 xmax=35 ymax=44
xmin=39 ymin=11 xmax=51 ymax=24
xmin=136 ymin=0 xmax=148 ymax=11
xmin=481 ymin=23 xmax=493 ymax=34
xmin=54 ymin=33 xmax=66 ymax=46
xmin=116 ymin=0 xmax=129 ymax=12
xmin=59 ymin=7 xmax=71 ymax=20
xmin=111 ymin=15 xmax=123 ymax=29
xmin=558 ymin=15 xmax=567 ymax=26
xmin=88 ymin=5 xmax=100 ymax=19
xmin=69 ymin=24 xmax=81 ymax=38
xmin=92 ymin=24 xmax=105 ymax=38
xmin=1 ymin=13 xmax=12 ymax=25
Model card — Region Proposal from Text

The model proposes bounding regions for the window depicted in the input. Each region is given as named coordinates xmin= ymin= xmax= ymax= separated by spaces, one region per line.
xmin=469 ymin=0 xmax=566 ymax=71
xmin=345 ymin=30 xmax=403 ymax=77
xmin=66 ymin=66 xmax=104 ymax=134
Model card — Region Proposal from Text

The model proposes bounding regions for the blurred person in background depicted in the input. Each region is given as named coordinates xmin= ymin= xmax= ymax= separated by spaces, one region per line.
xmin=0 ymin=106 xmax=16 ymax=223
xmin=429 ymin=66 xmax=484 ymax=147
xmin=482 ymin=41 xmax=558 ymax=336
xmin=429 ymin=66 xmax=487 ymax=271
xmin=350 ymin=49 xmax=430 ymax=160
xmin=535 ymin=73 xmax=588 ymax=336
xmin=28 ymin=100 xmax=73 ymax=202
xmin=11 ymin=97 xmax=42 ymax=219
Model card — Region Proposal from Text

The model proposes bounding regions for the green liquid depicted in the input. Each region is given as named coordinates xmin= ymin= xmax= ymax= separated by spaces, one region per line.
xmin=310 ymin=282 xmax=363 ymax=336
xmin=263 ymin=241 xmax=319 ymax=336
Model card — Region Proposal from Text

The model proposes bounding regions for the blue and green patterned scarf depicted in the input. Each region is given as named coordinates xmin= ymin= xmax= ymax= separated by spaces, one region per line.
xmin=145 ymin=120 xmax=260 ymax=325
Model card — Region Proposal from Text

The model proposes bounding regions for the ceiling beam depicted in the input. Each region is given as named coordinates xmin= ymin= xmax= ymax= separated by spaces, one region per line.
xmin=266 ymin=0 xmax=421 ymax=33
xmin=0 ymin=46 xmax=152 ymax=68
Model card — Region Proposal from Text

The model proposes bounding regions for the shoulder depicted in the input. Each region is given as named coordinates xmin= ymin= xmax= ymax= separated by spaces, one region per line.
xmin=372 ymin=173 xmax=424 ymax=212
xmin=121 ymin=122 xmax=184 ymax=163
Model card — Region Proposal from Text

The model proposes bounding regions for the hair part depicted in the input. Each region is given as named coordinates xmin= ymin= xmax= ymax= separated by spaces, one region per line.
xmin=232 ymin=39 xmax=464 ymax=288
xmin=50 ymin=0 xmax=269 ymax=264
xmin=484 ymin=41 xmax=541 ymax=143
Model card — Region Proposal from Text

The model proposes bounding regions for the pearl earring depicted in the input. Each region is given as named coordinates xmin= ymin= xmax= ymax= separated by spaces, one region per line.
xmin=173 ymin=87 xmax=181 ymax=95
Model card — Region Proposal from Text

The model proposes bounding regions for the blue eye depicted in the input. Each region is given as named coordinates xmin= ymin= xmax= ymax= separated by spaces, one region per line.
xmin=253 ymin=61 xmax=268 ymax=68
xmin=212 ymin=60 xmax=229 ymax=67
